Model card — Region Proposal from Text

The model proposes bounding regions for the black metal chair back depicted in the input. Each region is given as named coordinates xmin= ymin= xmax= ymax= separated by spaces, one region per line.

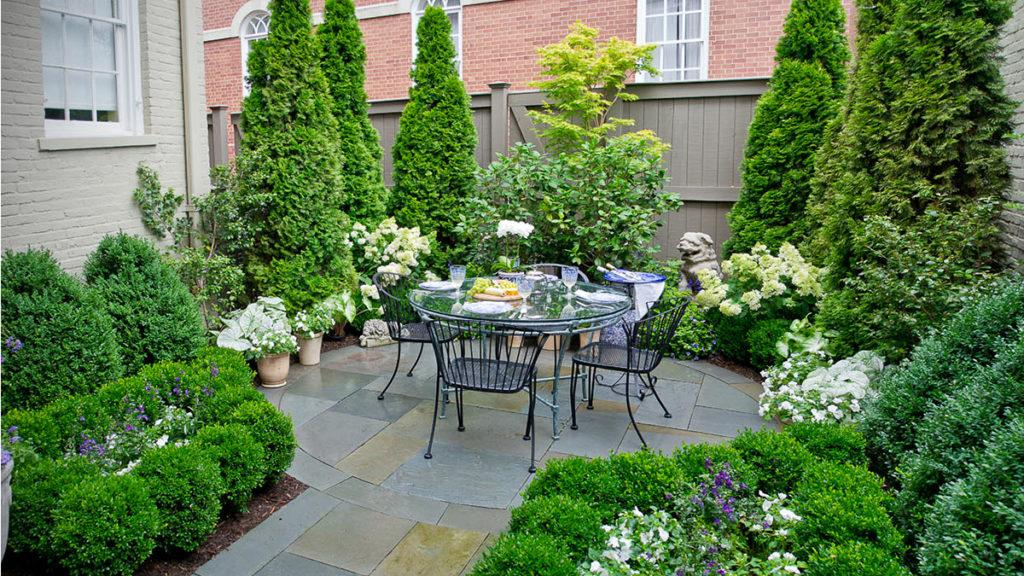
xmin=526 ymin=263 xmax=590 ymax=283
xmin=372 ymin=271 xmax=422 ymax=342
xmin=625 ymin=300 xmax=688 ymax=373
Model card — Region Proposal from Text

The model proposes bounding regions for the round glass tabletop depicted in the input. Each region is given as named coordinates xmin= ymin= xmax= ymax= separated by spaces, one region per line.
xmin=408 ymin=277 xmax=632 ymax=333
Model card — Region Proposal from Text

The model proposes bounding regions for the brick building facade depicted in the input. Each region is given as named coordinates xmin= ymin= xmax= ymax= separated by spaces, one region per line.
xmin=203 ymin=0 xmax=856 ymax=156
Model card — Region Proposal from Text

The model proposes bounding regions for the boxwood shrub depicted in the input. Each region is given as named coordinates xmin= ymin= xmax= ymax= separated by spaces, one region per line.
xmin=5 ymin=347 xmax=292 ymax=576
xmin=84 ymin=233 xmax=206 ymax=374
xmin=731 ymin=428 xmax=815 ymax=495
xmin=508 ymin=495 xmax=605 ymax=562
xmin=468 ymin=532 xmax=577 ymax=576
xmin=806 ymin=542 xmax=911 ymax=576
xmin=0 ymin=248 xmax=123 ymax=411
xmin=784 ymin=421 xmax=867 ymax=467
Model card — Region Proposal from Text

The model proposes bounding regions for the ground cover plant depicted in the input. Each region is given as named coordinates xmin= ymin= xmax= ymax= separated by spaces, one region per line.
xmin=0 ymin=249 xmax=123 ymax=411
xmin=470 ymin=424 xmax=908 ymax=576
xmin=3 ymin=347 xmax=295 ymax=576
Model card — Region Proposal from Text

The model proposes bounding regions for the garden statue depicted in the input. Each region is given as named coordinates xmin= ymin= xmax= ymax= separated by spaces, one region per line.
xmin=676 ymin=232 xmax=721 ymax=291
xmin=359 ymin=319 xmax=394 ymax=348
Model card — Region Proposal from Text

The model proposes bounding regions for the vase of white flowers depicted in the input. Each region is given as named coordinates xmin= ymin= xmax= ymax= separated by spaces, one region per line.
xmin=216 ymin=297 xmax=299 ymax=387
xmin=293 ymin=303 xmax=335 ymax=366
xmin=495 ymin=219 xmax=534 ymax=276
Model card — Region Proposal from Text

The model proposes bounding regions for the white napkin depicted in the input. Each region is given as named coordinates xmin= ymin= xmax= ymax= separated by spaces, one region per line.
xmin=419 ymin=280 xmax=456 ymax=291
xmin=634 ymin=282 xmax=665 ymax=316
xmin=462 ymin=301 xmax=513 ymax=315
xmin=576 ymin=290 xmax=628 ymax=304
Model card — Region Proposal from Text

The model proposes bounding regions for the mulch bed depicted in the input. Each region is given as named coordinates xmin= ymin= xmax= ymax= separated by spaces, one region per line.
xmin=1 ymin=475 xmax=308 ymax=576
xmin=707 ymin=353 xmax=764 ymax=384
xmin=320 ymin=332 xmax=360 ymax=354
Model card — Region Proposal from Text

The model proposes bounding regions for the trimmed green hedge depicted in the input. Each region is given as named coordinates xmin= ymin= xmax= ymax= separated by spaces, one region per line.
xmin=5 ymin=348 xmax=295 ymax=575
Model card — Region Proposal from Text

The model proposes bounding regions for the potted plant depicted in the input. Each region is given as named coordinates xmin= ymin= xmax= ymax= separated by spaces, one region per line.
xmin=495 ymin=219 xmax=534 ymax=278
xmin=216 ymin=297 xmax=298 ymax=388
xmin=322 ymin=291 xmax=359 ymax=339
xmin=293 ymin=303 xmax=335 ymax=366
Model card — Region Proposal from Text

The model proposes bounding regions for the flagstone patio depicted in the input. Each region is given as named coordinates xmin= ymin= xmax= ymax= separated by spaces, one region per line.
xmin=195 ymin=343 xmax=774 ymax=576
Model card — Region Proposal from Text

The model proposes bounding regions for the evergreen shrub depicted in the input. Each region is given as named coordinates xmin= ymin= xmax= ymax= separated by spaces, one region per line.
xmin=193 ymin=423 xmax=266 ymax=512
xmin=806 ymin=542 xmax=911 ymax=576
xmin=731 ymin=429 xmax=815 ymax=495
xmin=784 ymin=422 xmax=866 ymax=467
xmin=84 ymin=233 xmax=206 ymax=374
xmin=0 ymin=249 xmax=122 ymax=411
xmin=508 ymin=495 xmax=604 ymax=562
xmin=8 ymin=457 xmax=101 ymax=558
xmin=468 ymin=532 xmax=577 ymax=576
xmin=228 ymin=400 xmax=296 ymax=483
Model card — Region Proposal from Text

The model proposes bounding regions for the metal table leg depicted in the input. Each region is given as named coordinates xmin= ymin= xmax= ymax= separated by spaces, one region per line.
xmin=548 ymin=327 xmax=574 ymax=440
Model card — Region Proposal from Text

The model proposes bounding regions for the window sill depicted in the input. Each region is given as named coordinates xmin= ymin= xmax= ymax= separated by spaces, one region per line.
xmin=38 ymin=135 xmax=159 ymax=151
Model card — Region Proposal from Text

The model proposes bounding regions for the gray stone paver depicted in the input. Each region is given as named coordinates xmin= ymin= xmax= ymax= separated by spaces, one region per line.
xmin=201 ymin=344 xmax=767 ymax=576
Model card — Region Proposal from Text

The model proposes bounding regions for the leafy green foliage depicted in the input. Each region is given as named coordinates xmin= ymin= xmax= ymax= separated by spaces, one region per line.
xmin=50 ymin=474 xmax=160 ymax=576
xmin=236 ymin=0 xmax=356 ymax=308
xmin=84 ymin=233 xmax=206 ymax=374
xmin=918 ymin=415 xmax=1024 ymax=575
xmin=318 ymin=0 xmax=388 ymax=223
xmin=859 ymin=279 xmax=1024 ymax=479
xmin=1 ymin=249 xmax=123 ymax=411
xmin=193 ymin=424 xmax=266 ymax=512
xmin=806 ymin=542 xmax=912 ymax=576
xmin=669 ymin=301 xmax=717 ymax=360
xmin=784 ymin=422 xmax=866 ymax=467
xmin=528 ymin=21 xmax=656 ymax=152
xmin=459 ymin=141 xmax=677 ymax=276
xmin=806 ymin=0 xmax=1014 ymax=358
xmin=135 ymin=445 xmax=225 ymax=552
xmin=509 ymin=495 xmax=605 ymax=562
xmin=672 ymin=443 xmax=754 ymax=484
xmin=773 ymin=0 xmax=850 ymax=91
xmin=468 ymin=532 xmax=577 ymax=576
xmin=747 ymin=318 xmax=791 ymax=370
xmin=133 ymin=163 xmax=183 ymax=239
xmin=390 ymin=6 xmax=476 ymax=251
xmin=8 ymin=457 xmax=101 ymax=558
xmin=228 ymin=400 xmax=296 ymax=483
xmin=731 ymin=429 xmax=815 ymax=495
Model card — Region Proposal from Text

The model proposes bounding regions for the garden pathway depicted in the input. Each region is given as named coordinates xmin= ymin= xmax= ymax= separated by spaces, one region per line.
xmin=195 ymin=344 xmax=774 ymax=576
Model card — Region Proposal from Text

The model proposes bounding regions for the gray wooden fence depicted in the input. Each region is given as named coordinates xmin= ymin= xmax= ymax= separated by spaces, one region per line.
xmin=208 ymin=78 xmax=766 ymax=259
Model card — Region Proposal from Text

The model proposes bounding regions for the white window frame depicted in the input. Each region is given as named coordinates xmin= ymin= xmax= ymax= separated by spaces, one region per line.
xmin=411 ymin=0 xmax=462 ymax=78
xmin=635 ymin=0 xmax=710 ymax=82
xmin=41 ymin=0 xmax=143 ymax=138
xmin=240 ymin=10 xmax=270 ymax=96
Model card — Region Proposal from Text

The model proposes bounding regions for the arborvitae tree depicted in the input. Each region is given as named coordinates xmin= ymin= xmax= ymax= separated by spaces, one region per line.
xmin=808 ymin=0 xmax=1014 ymax=359
xmin=236 ymin=0 xmax=356 ymax=313
xmin=722 ymin=0 xmax=849 ymax=256
xmin=318 ymin=0 xmax=388 ymax=224
xmin=390 ymin=6 xmax=476 ymax=251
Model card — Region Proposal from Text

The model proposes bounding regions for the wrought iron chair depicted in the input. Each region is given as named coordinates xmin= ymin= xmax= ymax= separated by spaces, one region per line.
xmin=569 ymin=301 xmax=689 ymax=447
xmin=372 ymin=271 xmax=430 ymax=400
xmin=425 ymin=318 xmax=550 ymax=472
xmin=526 ymin=263 xmax=590 ymax=283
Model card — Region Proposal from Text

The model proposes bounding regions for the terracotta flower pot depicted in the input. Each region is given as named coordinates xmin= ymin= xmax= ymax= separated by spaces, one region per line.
xmin=2 ymin=459 xmax=12 ymax=561
xmin=257 ymin=352 xmax=291 ymax=388
xmin=297 ymin=333 xmax=324 ymax=366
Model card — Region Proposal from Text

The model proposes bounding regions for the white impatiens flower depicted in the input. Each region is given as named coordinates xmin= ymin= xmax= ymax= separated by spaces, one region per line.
xmin=658 ymin=527 xmax=669 ymax=542
xmin=779 ymin=509 xmax=802 ymax=522
xmin=155 ymin=435 xmax=169 ymax=448
xmin=768 ymin=552 xmax=781 ymax=561
xmin=496 ymin=220 xmax=534 ymax=238
xmin=784 ymin=566 xmax=801 ymax=574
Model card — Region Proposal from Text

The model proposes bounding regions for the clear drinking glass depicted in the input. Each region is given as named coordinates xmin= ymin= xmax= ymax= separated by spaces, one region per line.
xmin=516 ymin=276 xmax=534 ymax=300
xmin=450 ymin=264 xmax=467 ymax=295
xmin=561 ymin=266 xmax=579 ymax=297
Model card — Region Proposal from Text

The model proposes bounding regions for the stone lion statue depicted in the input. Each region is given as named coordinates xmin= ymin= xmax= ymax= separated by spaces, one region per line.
xmin=676 ymin=232 xmax=722 ymax=291
xmin=359 ymin=319 xmax=394 ymax=348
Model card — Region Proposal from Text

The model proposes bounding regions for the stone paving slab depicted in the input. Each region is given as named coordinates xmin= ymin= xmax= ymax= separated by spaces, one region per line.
xmin=281 ymin=394 xmax=339 ymax=429
xmin=423 ymin=405 xmax=554 ymax=460
xmin=617 ymin=423 xmax=731 ymax=454
xmin=327 ymin=477 xmax=448 ymax=524
xmin=363 ymin=372 xmax=439 ymax=400
xmin=460 ymin=533 xmax=499 ymax=576
xmin=438 ymin=503 xmax=512 ymax=534
xmin=684 ymin=360 xmax=755 ymax=385
xmin=332 ymin=389 xmax=423 ymax=422
xmin=633 ymin=379 xmax=700 ymax=428
xmin=370 ymin=522 xmax=487 ymax=576
xmin=688 ymin=405 xmax=778 ymax=437
xmin=297 ymin=410 xmax=390 ymax=465
xmin=336 ymin=431 xmax=426 ymax=484
xmin=553 ymin=408 xmax=629 ymax=458
xmin=288 ymin=501 xmax=415 ymax=576
xmin=287 ymin=448 xmax=351 ymax=491
xmin=696 ymin=375 xmax=759 ymax=413
xmin=197 ymin=489 xmax=341 ymax=576
xmin=254 ymin=552 xmax=358 ymax=576
xmin=289 ymin=368 xmax=378 ymax=402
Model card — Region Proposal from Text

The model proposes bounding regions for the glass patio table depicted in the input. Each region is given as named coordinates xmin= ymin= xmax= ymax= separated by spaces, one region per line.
xmin=409 ymin=277 xmax=632 ymax=439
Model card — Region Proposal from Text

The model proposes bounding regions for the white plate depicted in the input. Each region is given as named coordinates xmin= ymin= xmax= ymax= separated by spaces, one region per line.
xmin=462 ymin=301 xmax=514 ymax=315
xmin=575 ymin=290 xmax=628 ymax=304
xmin=418 ymin=280 xmax=457 ymax=291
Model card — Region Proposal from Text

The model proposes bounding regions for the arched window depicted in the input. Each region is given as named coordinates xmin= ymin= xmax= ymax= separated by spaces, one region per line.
xmin=240 ymin=11 xmax=270 ymax=95
xmin=412 ymin=0 xmax=461 ymax=77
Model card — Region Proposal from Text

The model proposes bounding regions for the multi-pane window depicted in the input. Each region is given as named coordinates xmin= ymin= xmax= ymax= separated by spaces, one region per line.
xmin=41 ymin=0 xmax=139 ymax=135
xmin=241 ymin=11 xmax=269 ymax=95
xmin=413 ymin=0 xmax=461 ymax=77
xmin=639 ymin=0 xmax=708 ymax=81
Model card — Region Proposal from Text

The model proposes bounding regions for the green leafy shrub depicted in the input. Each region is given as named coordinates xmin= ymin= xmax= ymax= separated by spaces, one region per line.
xmin=318 ymin=0 xmax=388 ymax=223
xmin=135 ymin=445 xmax=225 ymax=552
xmin=390 ymin=5 xmax=476 ymax=252
xmin=784 ymin=422 xmax=866 ymax=466
xmin=508 ymin=495 xmax=604 ymax=562
xmin=522 ymin=456 xmax=620 ymax=520
xmin=49 ymin=474 xmax=160 ymax=576
xmin=918 ymin=414 xmax=1024 ymax=575
xmin=747 ymin=318 xmax=791 ymax=370
xmin=84 ymin=233 xmax=206 ymax=374
xmin=4 ymin=394 xmax=116 ymax=460
xmin=806 ymin=542 xmax=911 ymax=576
xmin=860 ymin=279 xmax=1024 ymax=479
xmin=196 ymin=385 xmax=266 ymax=425
xmin=468 ymin=532 xmax=577 ymax=576
xmin=0 ymin=249 xmax=123 ymax=410
xmin=725 ymin=0 xmax=850 ymax=255
xmin=672 ymin=442 xmax=754 ymax=484
xmin=229 ymin=400 xmax=296 ymax=483
xmin=606 ymin=450 xmax=686 ymax=516
xmin=792 ymin=460 xmax=905 ymax=559
xmin=132 ymin=163 xmax=183 ymax=239
xmin=806 ymin=0 xmax=1014 ymax=359
xmin=8 ymin=457 xmax=101 ymax=558
xmin=731 ymin=429 xmax=815 ymax=495
xmin=669 ymin=302 xmax=717 ymax=360
xmin=252 ymin=251 xmax=357 ymax=315
xmin=193 ymin=424 xmax=266 ymax=512
xmin=235 ymin=0 xmax=356 ymax=308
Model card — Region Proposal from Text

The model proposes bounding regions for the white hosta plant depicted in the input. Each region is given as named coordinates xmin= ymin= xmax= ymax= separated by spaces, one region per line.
xmin=216 ymin=296 xmax=296 ymax=359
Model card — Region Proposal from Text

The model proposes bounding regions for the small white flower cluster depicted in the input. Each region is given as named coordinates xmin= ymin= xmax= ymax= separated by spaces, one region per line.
xmin=765 ymin=551 xmax=803 ymax=574
xmin=496 ymin=219 xmax=534 ymax=238
xmin=694 ymin=243 xmax=825 ymax=317
xmin=346 ymin=218 xmax=432 ymax=278
xmin=251 ymin=329 xmax=298 ymax=357
xmin=293 ymin=303 xmax=335 ymax=339
xmin=749 ymin=491 xmax=802 ymax=537
xmin=587 ymin=508 xmax=680 ymax=576
xmin=759 ymin=349 xmax=884 ymax=423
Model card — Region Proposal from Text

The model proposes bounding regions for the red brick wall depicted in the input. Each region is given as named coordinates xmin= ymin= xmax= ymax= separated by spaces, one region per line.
xmin=362 ymin=13 xmax=413 ymax=100
xmin=204 ymin=0 xmax=236 ymax=31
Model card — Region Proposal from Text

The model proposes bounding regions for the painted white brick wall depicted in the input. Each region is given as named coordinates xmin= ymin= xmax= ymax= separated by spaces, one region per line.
xmin=1 ymin=0 xmax=206 ymax=274
xmin=999 ymin=1 xmax=1024 ymax=269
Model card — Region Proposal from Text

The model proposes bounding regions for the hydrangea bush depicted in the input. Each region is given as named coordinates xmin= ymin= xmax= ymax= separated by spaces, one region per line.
xmin=346 ymin=217 xmax=433 ymax=279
